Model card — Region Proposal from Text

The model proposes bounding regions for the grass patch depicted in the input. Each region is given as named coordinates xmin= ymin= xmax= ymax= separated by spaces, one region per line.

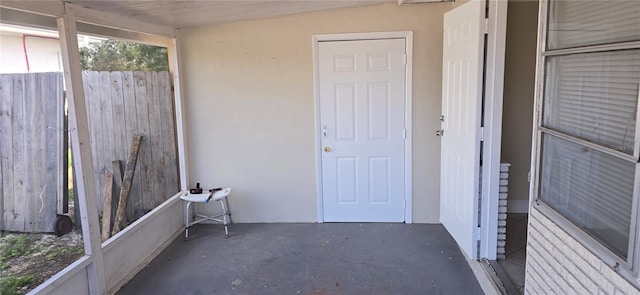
xmin=0 ymin=235 xmax=42 ymax=294
xmin=0 ymin=232 xmax=84 ymax=294
xmin=0 ymin=260 xmax=8 ymax=271
xmin=0 ymin=276 xmax=34 ymax=295
xmin=45 ymin=246 xmax=84 ymax=261
xmin=0 ymin=235 xmax=40 ymax=259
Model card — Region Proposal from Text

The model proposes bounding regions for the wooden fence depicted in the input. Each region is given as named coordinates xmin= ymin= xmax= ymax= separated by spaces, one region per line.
xmin=83 ymin=71 xmax=179 ymax=221
xmin=0 ymin=73 xmax=65 ymax=232
xmin=0 ymin=71 xmax=179 ymax=233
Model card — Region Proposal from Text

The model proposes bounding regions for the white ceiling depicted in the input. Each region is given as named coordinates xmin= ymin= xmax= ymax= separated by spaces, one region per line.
xmin=68 ymin=1 xmax=393 ymax=29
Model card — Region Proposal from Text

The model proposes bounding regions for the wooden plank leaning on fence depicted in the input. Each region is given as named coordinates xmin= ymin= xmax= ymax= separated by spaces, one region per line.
xmin=101 ymin=173 xmax=113 ymax=241
xmin=112 ymin=134 xmax=142 ymax=235
xmin=111 ymin=160 xmax=123 ymax=218
xmin=101 ymin=161 xmax=123 ymax=241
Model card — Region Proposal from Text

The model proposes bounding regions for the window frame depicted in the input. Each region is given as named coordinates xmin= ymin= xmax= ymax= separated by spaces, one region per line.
xmin=532 ymin=0 xmax=640 ymax=283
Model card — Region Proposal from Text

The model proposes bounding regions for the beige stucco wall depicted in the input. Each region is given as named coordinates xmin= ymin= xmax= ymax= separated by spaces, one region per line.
xmin=0 ymin=34 xmax=28 ymax=73
xmin=179 ymin=2 xmax=461 ymax=223
xmin=501 ymin=0 xmax=538 ymax=213
xmin=0 ymin=33 xmax=62 ymax=73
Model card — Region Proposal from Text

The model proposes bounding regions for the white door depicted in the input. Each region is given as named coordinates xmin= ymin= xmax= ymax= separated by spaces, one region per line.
xmin=318 ymin=39 xmax=406 ymax=222
xmin=439 ymin=0 xmax=485 ymax=259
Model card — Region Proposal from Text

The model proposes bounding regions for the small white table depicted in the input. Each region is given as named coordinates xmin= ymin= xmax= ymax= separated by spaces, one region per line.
xmin=180 ymin=188 xmax=231 ymax=240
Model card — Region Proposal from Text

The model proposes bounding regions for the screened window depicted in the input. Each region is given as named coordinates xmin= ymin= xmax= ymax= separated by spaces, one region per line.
xmin=536 ymin=0 xmax=640 ymax=269
xmin=548 ymin=1 xmax=640 ymax=50
xmin=542 ymin=50 xmax=640 ymax=154
xmin=539 ymin=134 xmax=635 ymax=258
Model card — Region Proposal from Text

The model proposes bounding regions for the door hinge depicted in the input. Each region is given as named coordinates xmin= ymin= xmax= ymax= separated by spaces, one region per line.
xmin=474 ymin=227 xmax=481 ymax=241
xmin=484 ymin=18 xmax=489 ymax=34
xmin=479 ymin=127 xmax=485 ymax=141
xmin=403 ymin=54 xmax=407 ymax=66
xmin=403 ymin=128 xmax=407 ymax=139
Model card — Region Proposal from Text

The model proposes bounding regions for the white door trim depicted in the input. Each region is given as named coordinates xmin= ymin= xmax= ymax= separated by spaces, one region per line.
xmin=312 ymin=31 xmax=413 ymax=223
xmin=479 ymin=0 xmax=507 ymax=260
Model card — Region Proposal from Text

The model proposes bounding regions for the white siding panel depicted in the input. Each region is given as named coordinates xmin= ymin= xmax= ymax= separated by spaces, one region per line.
xmin=525 ymin=207 xmax=640 ymax=294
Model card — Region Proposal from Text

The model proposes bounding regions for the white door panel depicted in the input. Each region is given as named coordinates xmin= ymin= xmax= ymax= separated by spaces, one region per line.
xmin=319 ymin=39 xmax=406 ymax=222
xmin=440 ymin=0 xmax=485 ymax=259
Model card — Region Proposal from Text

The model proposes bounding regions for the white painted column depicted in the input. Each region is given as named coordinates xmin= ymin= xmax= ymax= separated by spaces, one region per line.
xmin=57 ymin=4 xmax=106 ymax=294
xmin=168 ymin=32 xmax=190 ymax=191
xmin=479 ymin=0 xmax=508 ymax=260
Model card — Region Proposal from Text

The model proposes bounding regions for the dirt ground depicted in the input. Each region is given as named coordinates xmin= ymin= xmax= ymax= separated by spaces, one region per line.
xmin=0 ymin=230 xmax=84 ymax=295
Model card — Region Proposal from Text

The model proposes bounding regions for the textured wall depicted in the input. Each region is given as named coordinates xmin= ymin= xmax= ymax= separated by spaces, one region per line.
xmin=501 ymin=0 xmax=538 ymax=213
xmin=179 ymin=2 xmax=460 ymax=222
xmin=526 ymin=207 xmax=639 ymax=294
xmin=0 ymin=33 xmax=62 ymax=73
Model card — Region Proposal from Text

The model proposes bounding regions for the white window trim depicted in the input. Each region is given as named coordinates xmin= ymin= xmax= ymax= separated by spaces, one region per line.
xmin=530 ymin=0 xmax=640 ymax=286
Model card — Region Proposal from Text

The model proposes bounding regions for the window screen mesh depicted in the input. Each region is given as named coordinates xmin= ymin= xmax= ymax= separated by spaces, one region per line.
xmin=539 ymin=134 xmax=634 ymax=258
xmin=542 ymin=49 xmax=640 ymax=154
xmin=548 ymin=1 xmax=640 ymax=50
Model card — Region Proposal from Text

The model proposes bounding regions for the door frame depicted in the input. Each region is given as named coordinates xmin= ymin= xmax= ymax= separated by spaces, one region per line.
xmin=438 ymin=0 xmax=507 ymax=260
xmin=312 ymin=31 xmax=414 ymax=223
xmin=479 ymin=0 xmax=507 ymax=260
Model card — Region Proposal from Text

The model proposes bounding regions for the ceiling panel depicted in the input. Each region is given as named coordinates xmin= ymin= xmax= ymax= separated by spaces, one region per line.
xmin=69 ymin=1 xmax=391 ymax=29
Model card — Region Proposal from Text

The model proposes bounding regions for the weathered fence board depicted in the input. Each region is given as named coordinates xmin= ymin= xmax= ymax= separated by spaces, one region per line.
xmin=158 ymin=73 xmax=179 ymax=197
xmin=0 ymin=71 xmax=177 ymax=232
xmin=133 ymin=72 xmax=153 ymax=216
xmin=0 ymin=73 xmax=64 ymax=232
xmin=148 ymin=72 xmax=163 ymax=212
xmin=0 ymin=75 xmax=14 ymax=232
xmin=121 ymin=71 xmax=141 ymax=218
xmin=83 ymin=71 xmax=179 ymax=222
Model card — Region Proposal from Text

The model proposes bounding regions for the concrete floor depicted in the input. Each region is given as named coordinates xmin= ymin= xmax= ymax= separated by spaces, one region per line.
xmin=496 ymin=213 xmax=528 ymax=294
xmin=117 ymin=223 xmax=484 ymax=295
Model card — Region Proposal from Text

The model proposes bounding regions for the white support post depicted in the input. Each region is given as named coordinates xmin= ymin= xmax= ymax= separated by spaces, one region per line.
xmin=479 ymin=0 xmax=508 ymax=260
xmin=168 ymin=32 xmax=190 ymax=191
xmin=57 ymin=4 xmax=106 ymax=294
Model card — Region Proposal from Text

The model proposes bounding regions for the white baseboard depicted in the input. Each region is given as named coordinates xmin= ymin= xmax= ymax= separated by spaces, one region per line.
xmin=507 ymin=200 xmax=529 ymax=214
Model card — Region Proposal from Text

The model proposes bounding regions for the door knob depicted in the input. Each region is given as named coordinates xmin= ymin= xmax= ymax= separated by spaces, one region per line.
xmin=324 ymin=147 xmax=331 ymax=153
xmin=436 ymin=129 xmax=444 ymax=137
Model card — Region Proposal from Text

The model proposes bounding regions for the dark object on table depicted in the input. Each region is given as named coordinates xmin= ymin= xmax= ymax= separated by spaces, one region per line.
xmin=190 ymin=182 xmax=203 ymax=194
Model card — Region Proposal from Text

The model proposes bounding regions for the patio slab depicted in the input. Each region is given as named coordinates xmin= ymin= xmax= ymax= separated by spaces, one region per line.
xmin=117 ymin=223 xmax=483 ymax=295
